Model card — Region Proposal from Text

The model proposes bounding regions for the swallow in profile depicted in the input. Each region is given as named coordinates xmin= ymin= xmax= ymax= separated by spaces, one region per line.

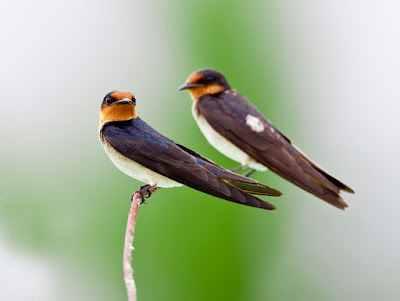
xmin=179 ymin=69 xmax=354 ymax=209
xmin=99 ymin=91 xmax=282 ymax=210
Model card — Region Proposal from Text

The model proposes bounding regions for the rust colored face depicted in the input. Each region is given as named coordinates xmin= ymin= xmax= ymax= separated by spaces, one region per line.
xmin=99 ymin=91 xmax=137 ymax=126
xmin=187 ymin=72 xmax=205 ymax=84
xmin=179 ymin=69 xmax=231 ymax=100
xmin=186 ymin=83 xmax=225 ymax=100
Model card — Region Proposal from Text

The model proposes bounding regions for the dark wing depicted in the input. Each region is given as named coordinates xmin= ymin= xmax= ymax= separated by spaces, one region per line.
xmin=174 ymin=142 xmax=281 ymax=196
xmin=197 ymin=91 xmax=354 ymax=209
xmin=101 ymin=118 xmax=279 ymax=210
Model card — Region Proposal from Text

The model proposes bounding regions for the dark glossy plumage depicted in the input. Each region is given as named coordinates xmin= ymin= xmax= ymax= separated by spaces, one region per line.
xmin=196 ymin=90 xmax=354 ymax=209
xmin=100 ymin=118 xmax=281 ymax=210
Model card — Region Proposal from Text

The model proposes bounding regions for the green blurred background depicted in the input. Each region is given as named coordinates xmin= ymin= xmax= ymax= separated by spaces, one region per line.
xmin=1 ymin=0 xmax=399 ymax=300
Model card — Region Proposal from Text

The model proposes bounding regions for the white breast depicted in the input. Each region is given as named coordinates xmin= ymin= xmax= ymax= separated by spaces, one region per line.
xmin=100 ymin=136 xmax=183 ymax=188
xmin=192 ymin=102 xmax=267 ymax=171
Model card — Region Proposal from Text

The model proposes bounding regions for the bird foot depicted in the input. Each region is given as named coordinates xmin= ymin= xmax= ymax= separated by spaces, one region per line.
xmin=230 ymin=164 xmax=245 ymax=172
xmin=132 ymin=184 xmax=154 ymax=204
xmin=243 ymin=169 xmax=256 ymax=177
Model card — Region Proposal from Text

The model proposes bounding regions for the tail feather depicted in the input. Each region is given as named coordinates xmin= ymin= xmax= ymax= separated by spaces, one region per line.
xmin=224 ymin=184 xmax=276 ymax=210
xmin=225 ymin=179 xmax=282 ymax=196
xmin=200 ymin=163 xmax=282 ymax=196
xmin=173 ymin=142 xmax=279 ymax=210
xmin=293 ymin=144 xmax=355 ymax=194
xmin=168 ymin=162 xmax=278 ymax=211
xmin=307 ymin=178 xmax=349 ymax=210
xmin=259 ymin=145 xmax=355 ymax=209
xmin=312 ymin=164 xmax=355 ymax=194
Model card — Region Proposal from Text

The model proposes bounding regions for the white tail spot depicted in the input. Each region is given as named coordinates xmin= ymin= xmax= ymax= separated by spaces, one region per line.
xmin=245 ymin=115 xmax=265 ymax=133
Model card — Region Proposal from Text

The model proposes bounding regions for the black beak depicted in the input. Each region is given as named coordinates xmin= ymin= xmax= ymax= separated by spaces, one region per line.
xmin=178 ymin=83 xmax=204 ymax=91
xmin=111 ymin=98 xmax=135 ymax=105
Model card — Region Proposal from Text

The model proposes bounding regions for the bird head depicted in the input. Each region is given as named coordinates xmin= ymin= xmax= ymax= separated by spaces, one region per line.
xmin=179 ymin=69 xmax=230 ymax=100
xmin=99 ymin=91 xmax=137 ymax=126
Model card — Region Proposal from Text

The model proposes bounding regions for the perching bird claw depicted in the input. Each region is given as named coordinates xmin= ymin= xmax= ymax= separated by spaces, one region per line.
xmin=133 ymin=184 xmax=154 ymax=204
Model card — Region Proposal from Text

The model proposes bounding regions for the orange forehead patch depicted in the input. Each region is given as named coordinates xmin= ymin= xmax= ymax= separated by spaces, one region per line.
xmin=187 ymin=72 xmax=204 ymax=84
xmin=111 ymin=91 xmax=134 ymax=101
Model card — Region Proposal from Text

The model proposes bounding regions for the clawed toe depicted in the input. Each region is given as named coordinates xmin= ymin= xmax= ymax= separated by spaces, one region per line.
xmin=132 ymin=184 xmax=155 ymax=204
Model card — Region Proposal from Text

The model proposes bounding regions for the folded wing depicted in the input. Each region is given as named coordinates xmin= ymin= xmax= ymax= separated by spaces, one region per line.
xmin=101 ymin=118 xmax=281 ymax=210
xmin=197 ymin=93 xmax=354 ymax=209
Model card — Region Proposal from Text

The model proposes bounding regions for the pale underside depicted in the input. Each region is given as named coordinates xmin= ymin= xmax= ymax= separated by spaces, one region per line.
xmin=100 ymin=137 xmax=183 ymax=188
xmin=192 ymin=101 xmax=267 ymax=171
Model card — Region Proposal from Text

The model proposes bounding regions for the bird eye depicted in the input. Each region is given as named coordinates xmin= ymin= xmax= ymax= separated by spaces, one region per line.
xmin=132 ymin=97 xmax=136 ymax=104
xmin=105 ymin=97 xmax=112 ymax=105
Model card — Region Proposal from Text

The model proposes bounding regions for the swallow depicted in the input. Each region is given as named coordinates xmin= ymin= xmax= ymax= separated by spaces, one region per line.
xmin=99 ymin=91 xmax=282 ymax=210
xmin=179 ymin=69 xmax=354 ymax=209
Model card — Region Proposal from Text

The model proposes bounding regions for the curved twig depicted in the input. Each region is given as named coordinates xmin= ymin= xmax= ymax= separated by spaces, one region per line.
xmin=123 ymin=187 xmax=160 ymax=301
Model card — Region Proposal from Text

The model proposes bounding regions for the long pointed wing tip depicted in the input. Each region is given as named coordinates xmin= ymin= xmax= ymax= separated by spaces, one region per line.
xmin=267 ymin=187 xmax=282 ymax=197
xmin=261 ymin=202 xmax=276 ymax=210
xmin=344 ymin=186 xmax=355 ymax=194
xmin=273 ymin=190 xmax=283 ymax=197
xmin=334 ymin=197 xmax=349 ymax=210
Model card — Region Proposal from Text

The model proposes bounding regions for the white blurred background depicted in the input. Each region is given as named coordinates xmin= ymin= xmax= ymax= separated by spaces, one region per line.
xmin=264 ymin=1 xmax=400 ymax=300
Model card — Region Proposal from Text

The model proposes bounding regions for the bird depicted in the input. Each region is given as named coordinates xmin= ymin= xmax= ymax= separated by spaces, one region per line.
xmin=179 ymin=69 xmax=354 ymax=209
xmin=98 ymin=91 xmax=282 ymax=210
